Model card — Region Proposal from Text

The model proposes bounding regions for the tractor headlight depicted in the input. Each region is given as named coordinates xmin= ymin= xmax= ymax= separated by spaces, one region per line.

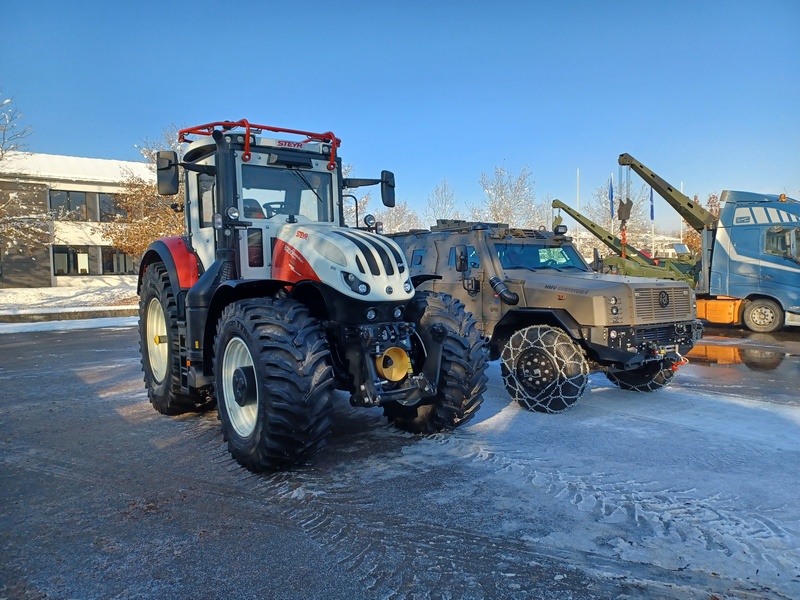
xmin=366 ymin=309 xmax=377 ymax=321
xmin=226 ymin=206 xmax=240 ymax=220
xmin=393 ymin=306 xmax=403 ymax=319
xmin=343 ymin=272 xmax=371 ymax=295
xmin=364 ymin=214 xmax=376 ymax=228
xmin=403 ymin=280 xmax=413 ymax=293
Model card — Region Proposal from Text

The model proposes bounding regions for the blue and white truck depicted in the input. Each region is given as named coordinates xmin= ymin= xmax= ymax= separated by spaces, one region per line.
xmin=620 ymin=153 xmax=800 ymax=332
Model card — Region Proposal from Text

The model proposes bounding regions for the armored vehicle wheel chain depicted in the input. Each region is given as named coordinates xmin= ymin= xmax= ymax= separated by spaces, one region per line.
xmin=501 ymin=325 xmax=589 ymax=413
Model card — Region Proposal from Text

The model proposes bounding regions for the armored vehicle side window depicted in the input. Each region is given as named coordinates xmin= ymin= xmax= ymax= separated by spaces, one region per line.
xmin=495 ymin=243 xmax=588 ymax=271
xmin=411 ymin=248 xmax=426 ymax=266
xmin=447 ymin=246 xmax=480 ymax=268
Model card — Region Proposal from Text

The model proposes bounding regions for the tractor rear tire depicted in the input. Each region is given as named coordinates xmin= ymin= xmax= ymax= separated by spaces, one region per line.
xmin=383 ymin=291 xmax=488 ymax=434
xmin=213 ymin=297 xmax=333 ymax=472
xmin=743 ymin=298 xmax=784 ymax=333
xmin=139 ymin=263 xmax=205 ymax=415
xmin=606 ymin=362 xmax=675 ymax=392
xmin=501 ymin=325 xmax=589 ymax=413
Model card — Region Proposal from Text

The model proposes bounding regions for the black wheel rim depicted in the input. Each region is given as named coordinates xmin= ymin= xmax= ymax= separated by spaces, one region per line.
xmin=515 ymin=348 xmax=556 ymax=396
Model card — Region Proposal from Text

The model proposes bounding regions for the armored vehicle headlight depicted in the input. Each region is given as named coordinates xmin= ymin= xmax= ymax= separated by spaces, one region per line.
xmin=403 ymin=280 xmax=413 ymax=293
xmin=609 ymin=296 xmax=618 ymax=305
xmin=611 ymin=306 xmax=619 ymax=315
xmin=226 ymin=206 xmax=240 ymax=220
xmin=609 ymin=330 xmax=618 ymax=339
xmin=554 ymin=224 xmax=568 ymax=235
xmin=366 ymin=309 xmax=377 ymax=321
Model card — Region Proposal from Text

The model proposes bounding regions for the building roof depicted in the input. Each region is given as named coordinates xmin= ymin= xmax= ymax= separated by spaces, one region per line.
xmin=0 ymin=151 xmax=153 ymax=184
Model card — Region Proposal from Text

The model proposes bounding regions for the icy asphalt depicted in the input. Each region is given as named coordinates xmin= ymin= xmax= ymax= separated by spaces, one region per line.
xmin=1 ymin=286 xmax=799 ymax=598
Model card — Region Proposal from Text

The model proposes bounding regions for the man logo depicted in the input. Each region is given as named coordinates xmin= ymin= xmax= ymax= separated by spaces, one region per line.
xmin=659 ymin=291 xmax=670 ymax=308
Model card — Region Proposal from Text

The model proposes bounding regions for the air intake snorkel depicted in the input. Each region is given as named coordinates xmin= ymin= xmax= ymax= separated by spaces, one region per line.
xmin=489 ymin=276 xmax=519 ymax=305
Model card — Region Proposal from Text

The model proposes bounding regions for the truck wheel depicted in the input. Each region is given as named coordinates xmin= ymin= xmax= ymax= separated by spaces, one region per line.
xmin=501 ymin=325 xmax=588 ymax=413
xmin=139 ymin=263 xmax=204 ymax=415
xmin=606 ymin=362 xmax=675 ymax=392
xmin=213 ymin=298 xmax=333 ymax=472
xmin=743 ymin=298 xmax=784 ymax=333
xmin=383 ymin=291 xmax=488 ymax=434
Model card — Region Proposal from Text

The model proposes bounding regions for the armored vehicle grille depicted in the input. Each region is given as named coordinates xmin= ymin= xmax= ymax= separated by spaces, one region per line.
xmin=634 ymin=287 xmax=691 ymax=324
xmin=634 ymin=325 xmax=679 ymax=345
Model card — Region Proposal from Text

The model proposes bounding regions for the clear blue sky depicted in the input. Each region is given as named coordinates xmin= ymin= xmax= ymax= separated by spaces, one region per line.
xmin=4 ymin=0 xmax=799 ymax=232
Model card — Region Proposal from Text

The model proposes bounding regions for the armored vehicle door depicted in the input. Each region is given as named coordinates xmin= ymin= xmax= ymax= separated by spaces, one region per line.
xmin=432 ymin=238 xmax=486 ymax=327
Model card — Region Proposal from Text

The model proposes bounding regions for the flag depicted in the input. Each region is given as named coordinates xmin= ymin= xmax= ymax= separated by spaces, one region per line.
xmin=650 ymin=186 xmax=654 ymax=220
xmin=609 ymin=177 xmax=614 ymax=219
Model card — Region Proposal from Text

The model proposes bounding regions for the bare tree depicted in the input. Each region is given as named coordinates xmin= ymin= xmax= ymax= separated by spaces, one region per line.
xmin=341 ymin=163 xmax=371 ymax=227
xmin=0 ymin=93 xmax=52 ymax=256
xmin=375 ymin=201 xmax=423 ymax=234
xmin=469 ymin=165 xmax=544 ymax=227
xmin=96 ymin=129 xmax=184 ymax=257
xmin=423 ymin=178 xmax=460 ymax=225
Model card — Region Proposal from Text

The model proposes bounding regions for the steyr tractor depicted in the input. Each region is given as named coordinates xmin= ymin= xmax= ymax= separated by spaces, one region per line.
xmin=137 ymin=120 xmax=488 ymax=472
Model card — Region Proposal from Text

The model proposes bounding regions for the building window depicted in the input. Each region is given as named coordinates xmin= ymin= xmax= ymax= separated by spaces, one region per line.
xmin=101 ymin=247 xmax=136 ymax=274
xmin=50 ymin=190 xmax=88 ymax=221
xmin=53 ymin=245 xmax=92 ymax=275
xmin=99 ymin=193 xmax=126 ymax=222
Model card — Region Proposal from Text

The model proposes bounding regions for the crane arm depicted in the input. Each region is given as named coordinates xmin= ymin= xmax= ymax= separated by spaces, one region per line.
xmin=618 ymin=153 xmax=717 ymax=233
xmin=551 ymin=199 xmax=656 ymax=266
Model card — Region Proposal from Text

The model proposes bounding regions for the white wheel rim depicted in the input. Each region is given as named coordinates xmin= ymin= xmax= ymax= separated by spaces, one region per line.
xmin=751 ymin=306 xmax=775 ymax=327
xmin=146 ymin=297 xmax=168 ymax=383
xmin=222 ymin=337 xmax=258 ymax=438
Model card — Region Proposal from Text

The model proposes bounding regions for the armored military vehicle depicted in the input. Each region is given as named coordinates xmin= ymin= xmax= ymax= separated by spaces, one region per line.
xmin=389 ymin=220 xmax=703 ymax=413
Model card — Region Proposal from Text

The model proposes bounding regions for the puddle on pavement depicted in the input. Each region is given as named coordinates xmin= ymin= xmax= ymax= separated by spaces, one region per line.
xmin=686 ymin=344 xmax=787 ymax=371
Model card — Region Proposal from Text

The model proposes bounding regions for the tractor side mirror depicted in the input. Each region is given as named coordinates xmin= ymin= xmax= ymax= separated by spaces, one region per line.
xmin=455 ymin=244 xmax=469 ymax=273
xmin=381 ymin=170 xmax=395 ymax=208
xmin=156 ymin=151 xmax=180 ymax=196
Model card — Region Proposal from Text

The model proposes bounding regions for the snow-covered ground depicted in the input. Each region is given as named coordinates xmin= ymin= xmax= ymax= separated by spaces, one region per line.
xmin=0 ymin=283 xmax=138 ymax=312
xmin=1 ymin=285 xmax=798 ymax=597
xmin=0 ymin=284 xmax=139 ymax=333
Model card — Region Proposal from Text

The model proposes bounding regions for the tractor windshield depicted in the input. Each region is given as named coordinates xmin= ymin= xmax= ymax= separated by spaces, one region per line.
xmin=494 ymin=242 xmax=589 ymax=272
xmin=240 ymin=164 xmax=334 ymax=222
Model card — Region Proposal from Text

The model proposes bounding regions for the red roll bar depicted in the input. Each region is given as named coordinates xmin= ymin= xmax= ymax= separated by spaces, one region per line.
xmin=178 ymin=120 xmax=341 ymax=171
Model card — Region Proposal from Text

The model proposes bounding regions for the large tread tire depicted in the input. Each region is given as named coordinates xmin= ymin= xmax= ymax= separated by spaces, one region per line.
xmin=501 ymin=325 xmax=588 ymax=413
xmin=606 ymin=362 xmax=675 ymax=392
xmin=743 ymin=298 xmax=784 ymax=333
xmin=139 ymin=263 xmax=205 ymax=415
xmin=213 ymin=297 xmax=333 ymax=472
xmin=383 ymin=291 xmax=488 ymax=434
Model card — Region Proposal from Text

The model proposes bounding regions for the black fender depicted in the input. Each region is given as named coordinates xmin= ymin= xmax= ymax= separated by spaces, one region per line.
xmin=410 ymin=273 xmax=442 ymax=288
xmin=488 ymin=308 xmax=583 ymax=361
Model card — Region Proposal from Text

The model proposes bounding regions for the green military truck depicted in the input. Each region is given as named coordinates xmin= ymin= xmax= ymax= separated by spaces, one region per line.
xmin=388 ymin=220 xmax=703 ymax=413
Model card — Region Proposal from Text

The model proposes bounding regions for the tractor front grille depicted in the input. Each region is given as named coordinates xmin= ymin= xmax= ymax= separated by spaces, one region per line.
xmin=633 ymin=287 xmax=692 ymax=324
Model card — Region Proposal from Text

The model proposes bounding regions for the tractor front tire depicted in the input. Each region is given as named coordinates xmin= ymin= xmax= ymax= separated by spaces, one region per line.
xmin=213 ymin=298 xmax=333 ymax=472
xmin=139 ymin=262 xmax=204 ymax=415
xmin=383 ymin=291 xmax=488 ymax=434
xmin=501 ymin=325 xmax=589 ymax=413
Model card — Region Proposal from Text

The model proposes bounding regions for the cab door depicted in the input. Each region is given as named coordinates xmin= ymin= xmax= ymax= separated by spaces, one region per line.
xmin=185 ymin=156 xmax=217 ymax=272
